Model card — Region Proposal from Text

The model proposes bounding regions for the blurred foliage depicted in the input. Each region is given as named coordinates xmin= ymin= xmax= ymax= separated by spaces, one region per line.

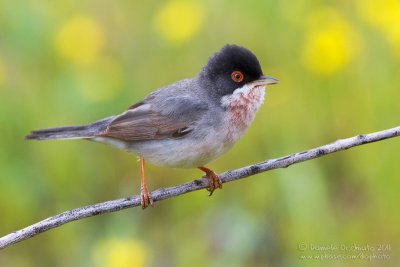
xmin=0 ymin=0 xmax=399 ymax=266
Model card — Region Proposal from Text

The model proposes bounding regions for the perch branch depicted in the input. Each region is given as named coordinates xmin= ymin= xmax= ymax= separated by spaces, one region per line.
xmin=1 ymin=126 xmax=399 ymax=249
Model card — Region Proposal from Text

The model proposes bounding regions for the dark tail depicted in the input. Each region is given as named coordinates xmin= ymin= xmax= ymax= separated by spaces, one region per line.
xmin=25 ymin=116 xmax=115 ymax=141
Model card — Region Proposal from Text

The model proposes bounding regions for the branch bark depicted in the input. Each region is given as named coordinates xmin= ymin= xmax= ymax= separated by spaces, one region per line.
xmin=1 ymin=126 xmax=399 ymax=249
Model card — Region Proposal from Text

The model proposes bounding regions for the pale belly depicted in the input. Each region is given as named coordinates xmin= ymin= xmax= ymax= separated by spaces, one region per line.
xmin=93 ymin=124 xmax=232 ymax=168
xmin=129 ymin=128 xmax=233 ymax=168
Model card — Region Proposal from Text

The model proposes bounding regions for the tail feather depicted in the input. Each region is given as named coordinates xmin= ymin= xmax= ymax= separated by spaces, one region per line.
xmin=25 ymin=116 xmax=115 ymax=141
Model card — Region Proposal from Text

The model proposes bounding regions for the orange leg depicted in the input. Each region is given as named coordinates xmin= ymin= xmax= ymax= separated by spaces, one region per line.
xmin=140 ymin=157 xmax=153 ymax=209
xmin=197 ymin=166 xmax=223 ymax=196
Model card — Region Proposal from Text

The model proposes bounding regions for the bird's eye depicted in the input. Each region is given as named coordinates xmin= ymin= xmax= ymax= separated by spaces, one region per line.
xmin=231 ymin=71 xmax=244 ymax=83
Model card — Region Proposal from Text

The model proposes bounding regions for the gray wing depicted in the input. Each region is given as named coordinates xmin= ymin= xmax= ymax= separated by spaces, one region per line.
xmin=97 ymin=95 xmax=209 ymax=141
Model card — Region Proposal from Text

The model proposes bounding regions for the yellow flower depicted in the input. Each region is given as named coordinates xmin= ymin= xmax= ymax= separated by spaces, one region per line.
xmin=55 ymin=15 xmax=105 ymax=65
xmin=154 ymin=0 xmax=204 ymax=45
xmin=302 ymin=7 xmax=359 ymax=75
xmin=92 ymin=239 xmax=149 ymax=267
xmin=357 ymin=0 xmax=400 ymax=57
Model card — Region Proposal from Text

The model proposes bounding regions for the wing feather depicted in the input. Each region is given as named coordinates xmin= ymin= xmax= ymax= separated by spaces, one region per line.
xmin=97 ymin=96 xmax=208 ymax=141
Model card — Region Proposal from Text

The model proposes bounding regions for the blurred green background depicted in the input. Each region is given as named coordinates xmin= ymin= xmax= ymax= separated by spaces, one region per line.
xmin=1 ymin=0 xmax=399 ymax=266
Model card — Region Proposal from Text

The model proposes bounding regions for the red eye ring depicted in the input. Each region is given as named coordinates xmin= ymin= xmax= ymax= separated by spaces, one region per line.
xmin=231 ymin=71 xmax=244 ymax=83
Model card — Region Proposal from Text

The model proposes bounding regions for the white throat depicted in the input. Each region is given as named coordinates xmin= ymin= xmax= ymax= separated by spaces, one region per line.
xmin=221 ymin=84 xmax=266 ymax=143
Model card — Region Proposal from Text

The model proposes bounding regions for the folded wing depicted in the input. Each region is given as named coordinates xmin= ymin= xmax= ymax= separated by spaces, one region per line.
xmin=97 ymin=96 xmax=208 ymax=141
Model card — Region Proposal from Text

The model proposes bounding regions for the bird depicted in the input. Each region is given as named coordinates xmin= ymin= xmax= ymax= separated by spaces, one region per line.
xmin=26 ymin=44 xmax=278 ymax=209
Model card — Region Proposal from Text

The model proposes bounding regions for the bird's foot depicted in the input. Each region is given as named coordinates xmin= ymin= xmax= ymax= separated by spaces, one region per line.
xmin=198 ymin=166 xmax=223 ymax=196
xmin=141 ymin=186 xmax=153 ymax=209
xmin=206 ymin=171 xmax=223 ymax=196
xmin=139 ymin=156 xmax=153 ymax=209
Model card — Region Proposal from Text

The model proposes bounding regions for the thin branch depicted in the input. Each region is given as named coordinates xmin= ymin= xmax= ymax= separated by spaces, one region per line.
xmin=1 ymin=126 xmax=400 ymax=249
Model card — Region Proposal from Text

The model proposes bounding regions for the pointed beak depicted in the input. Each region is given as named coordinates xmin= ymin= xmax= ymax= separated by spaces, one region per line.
xmin=256 ymin=76 xmax=278 ymax=86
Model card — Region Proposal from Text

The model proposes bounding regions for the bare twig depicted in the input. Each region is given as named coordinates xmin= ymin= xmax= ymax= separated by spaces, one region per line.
xmin=1 ymin=126 xmax=399 ymax=249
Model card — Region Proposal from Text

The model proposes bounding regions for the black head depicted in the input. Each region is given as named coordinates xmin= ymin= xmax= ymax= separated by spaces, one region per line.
xmin=199 ymin=45 xmax=265 ymax=96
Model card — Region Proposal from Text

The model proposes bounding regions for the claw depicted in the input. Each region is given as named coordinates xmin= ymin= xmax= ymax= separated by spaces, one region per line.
xmin=198 ymin=166 xmax=223 ymax=196
xmin=141 ymin=187 xmax=153 ymax=209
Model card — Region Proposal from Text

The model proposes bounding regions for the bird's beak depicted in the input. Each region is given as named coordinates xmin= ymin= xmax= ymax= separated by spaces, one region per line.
xmin=256 ymin=76 xmax=278 ymax=86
